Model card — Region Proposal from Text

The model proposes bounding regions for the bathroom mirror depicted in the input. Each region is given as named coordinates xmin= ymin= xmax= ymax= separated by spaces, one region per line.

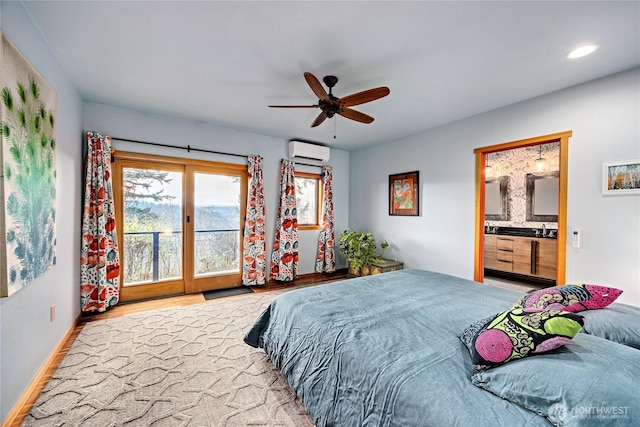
xmin=526 ymin=171 xmax=559 ymax=221
xmin=485 ymin=176 xmax=509 ymax=221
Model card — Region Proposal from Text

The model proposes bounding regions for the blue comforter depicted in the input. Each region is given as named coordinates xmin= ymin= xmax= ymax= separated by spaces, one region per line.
xmin=245 ymin=270 xmax=554 ymax=426
xmin=245 ymin=269 xmax=637 ymax=426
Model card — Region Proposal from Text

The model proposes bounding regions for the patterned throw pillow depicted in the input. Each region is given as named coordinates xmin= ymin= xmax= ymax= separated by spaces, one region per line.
xmin=512 ymin=284 xmax=622 ymax=313
xmin=460 ymin=308 xmax=585 ymax=371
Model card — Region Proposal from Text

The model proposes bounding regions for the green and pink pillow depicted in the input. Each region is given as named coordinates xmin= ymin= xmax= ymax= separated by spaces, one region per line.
xmin=512 ymin=284 xmax=622 ymax=313
xmin=460 ymin=308 xmax=585 ymax=371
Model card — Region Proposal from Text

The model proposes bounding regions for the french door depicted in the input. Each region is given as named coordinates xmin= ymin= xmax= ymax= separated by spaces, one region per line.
xmin=112 ymin=151 xmax=247 ymax=301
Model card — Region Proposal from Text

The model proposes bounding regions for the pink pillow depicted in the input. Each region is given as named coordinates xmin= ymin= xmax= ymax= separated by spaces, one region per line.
xmin=512 ymin=284 xmax=623 ymax=312
xmin=459 ymin=308 xmax=585 ymax=370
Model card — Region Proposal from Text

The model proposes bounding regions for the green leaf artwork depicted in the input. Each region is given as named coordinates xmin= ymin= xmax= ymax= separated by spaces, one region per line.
xmin=1 ymin=73 xmax=57 ymax=295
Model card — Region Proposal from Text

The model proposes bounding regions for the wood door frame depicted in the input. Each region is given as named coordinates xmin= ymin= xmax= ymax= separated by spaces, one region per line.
xmin=473 ymin=131 xmax=572 ymax=285
xmin=112 ymin=151 xmax=247 ymax=301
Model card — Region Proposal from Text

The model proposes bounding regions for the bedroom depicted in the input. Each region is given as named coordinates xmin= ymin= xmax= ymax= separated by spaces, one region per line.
xmin=1 ymin=1 xmax=639 ymax=425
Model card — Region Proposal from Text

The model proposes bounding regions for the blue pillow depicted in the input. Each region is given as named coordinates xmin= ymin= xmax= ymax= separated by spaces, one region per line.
xmin=579 ymin=302 xmax=640 ymax=349
xmin=471 ymin=333 xmax=640 ymax=426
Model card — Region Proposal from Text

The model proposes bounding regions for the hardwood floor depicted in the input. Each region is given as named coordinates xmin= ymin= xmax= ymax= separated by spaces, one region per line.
xmin=78 ymin=292 xmax=207 ymax=323
xmin=8 ymin=270 xmax=346 ymax=427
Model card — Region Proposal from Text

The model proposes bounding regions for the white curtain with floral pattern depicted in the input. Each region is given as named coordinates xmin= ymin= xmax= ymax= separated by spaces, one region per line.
xmin=242 ymin=155 xmax=267 ymax=286
xmin=270 ymin=160 xmax=298 ymax=281
xmin=315 ymin=166 xmax=335 ymax=273
xmin=80 ymin=132 xmax=120 ymax=312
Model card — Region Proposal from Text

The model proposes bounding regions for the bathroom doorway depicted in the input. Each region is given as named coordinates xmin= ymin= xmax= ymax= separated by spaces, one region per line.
xmin=473 ymin=131 xmax=572 ymax=287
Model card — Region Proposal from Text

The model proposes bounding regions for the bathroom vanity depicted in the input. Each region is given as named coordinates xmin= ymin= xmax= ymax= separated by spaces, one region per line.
xmin=484 ymin=227 xmax=557 ymax=282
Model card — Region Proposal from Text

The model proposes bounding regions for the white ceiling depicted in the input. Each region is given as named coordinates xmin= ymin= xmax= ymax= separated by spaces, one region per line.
xmin=22 ymin=1 xmax=640 ymax=151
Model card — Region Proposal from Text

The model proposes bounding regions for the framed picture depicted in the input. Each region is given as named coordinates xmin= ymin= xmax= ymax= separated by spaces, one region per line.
xmin=389 ymin=171 xmax=419 ymax=216
xmin=602 ymin=160 xmax=640 ymax=196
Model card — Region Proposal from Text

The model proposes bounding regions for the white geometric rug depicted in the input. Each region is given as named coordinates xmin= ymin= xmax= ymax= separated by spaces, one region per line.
xmin=22 ymin=291 xmax=314 ymax=427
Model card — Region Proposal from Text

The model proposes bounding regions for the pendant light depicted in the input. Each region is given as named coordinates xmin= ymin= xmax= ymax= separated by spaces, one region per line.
xmin=485 ymin=153 xmax=494 ymax=180
xmin=533 ymin=144 xmax=550 ymax=175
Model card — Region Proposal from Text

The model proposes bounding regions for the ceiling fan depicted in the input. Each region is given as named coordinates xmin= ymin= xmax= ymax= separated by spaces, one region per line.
xmin=269 ymin=72 xmax=390 ymax=128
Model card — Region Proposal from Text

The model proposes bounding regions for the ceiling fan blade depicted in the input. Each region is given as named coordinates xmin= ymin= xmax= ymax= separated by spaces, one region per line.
xmin=339 ymin=87 xmax=390 ymax=108
xmin=338 ymin=107 xmax=374 ymax=124
xmin=304 ymin=72 xmax=330 ymax=102
xmin=311 ymin=112 xmax=328 ymax=127
xmin=269 ymin=105 xmax=319 ymax=108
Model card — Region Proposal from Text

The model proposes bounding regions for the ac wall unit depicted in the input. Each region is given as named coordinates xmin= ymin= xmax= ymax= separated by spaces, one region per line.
xmin=288 ymin=140 xmax=330 ymax=162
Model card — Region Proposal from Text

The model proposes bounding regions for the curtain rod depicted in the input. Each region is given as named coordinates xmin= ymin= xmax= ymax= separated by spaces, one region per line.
xmin=111 ymin=136 xmax=324 ymax=168
xmin=111 ymin=136 xmax=248 ymax=159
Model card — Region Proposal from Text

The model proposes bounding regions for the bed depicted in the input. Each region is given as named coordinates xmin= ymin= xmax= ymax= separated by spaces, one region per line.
xmin=244 ymin=269 xmax=640 ymax=426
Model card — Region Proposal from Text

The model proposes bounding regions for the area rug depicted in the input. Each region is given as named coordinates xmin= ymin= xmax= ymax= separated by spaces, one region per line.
xmin=22 ymin=291 xmax=314 ymax=427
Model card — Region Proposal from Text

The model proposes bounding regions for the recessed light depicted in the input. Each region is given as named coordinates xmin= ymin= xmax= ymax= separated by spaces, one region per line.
xmin=567 ymin=44 xmax=599 ymax=59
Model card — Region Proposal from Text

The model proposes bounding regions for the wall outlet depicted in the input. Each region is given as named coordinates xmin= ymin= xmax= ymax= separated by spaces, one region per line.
xmin=50 ymin=304 xmax=56 ymax=321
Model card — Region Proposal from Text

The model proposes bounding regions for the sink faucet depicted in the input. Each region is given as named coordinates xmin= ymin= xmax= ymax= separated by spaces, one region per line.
xmin=485 ymin=222 xmax=496 ymax=233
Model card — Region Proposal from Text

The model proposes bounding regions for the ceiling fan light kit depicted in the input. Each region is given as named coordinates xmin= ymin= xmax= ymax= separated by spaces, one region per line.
xmin=269 ymin=72 xmax=390 ymax=128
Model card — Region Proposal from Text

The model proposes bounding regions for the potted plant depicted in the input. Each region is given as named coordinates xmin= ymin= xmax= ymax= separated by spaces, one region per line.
xmin=338 ymin=229 xmax=389 ymax=276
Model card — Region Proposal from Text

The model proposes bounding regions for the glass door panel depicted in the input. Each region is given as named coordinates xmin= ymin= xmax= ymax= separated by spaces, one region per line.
xmin=193 ymin=173 xmax=241 ymax=277
xmin=120 ymin=165 xmax=185 ymax=300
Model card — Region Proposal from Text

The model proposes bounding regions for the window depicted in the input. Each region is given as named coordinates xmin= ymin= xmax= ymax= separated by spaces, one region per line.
xmin=295 ymin=171 xmax=322 ymax=230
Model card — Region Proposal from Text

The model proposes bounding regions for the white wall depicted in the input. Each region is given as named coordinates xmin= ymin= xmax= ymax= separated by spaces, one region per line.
xmin=83 ymin=102 xmax=350 ymax=276
xmin=0 ymin=1 xmax=84 ymax=422
xmin=349 ymin=68 xmax=640 ymax=306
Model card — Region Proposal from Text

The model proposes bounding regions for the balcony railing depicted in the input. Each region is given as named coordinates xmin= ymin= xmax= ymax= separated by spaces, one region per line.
xmin=123 ymin=228 xmax=240 ymax=284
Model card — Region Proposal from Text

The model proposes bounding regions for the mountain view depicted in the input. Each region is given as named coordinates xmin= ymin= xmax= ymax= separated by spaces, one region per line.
xmin=122 ymin=202 xmax=241 ymax=284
